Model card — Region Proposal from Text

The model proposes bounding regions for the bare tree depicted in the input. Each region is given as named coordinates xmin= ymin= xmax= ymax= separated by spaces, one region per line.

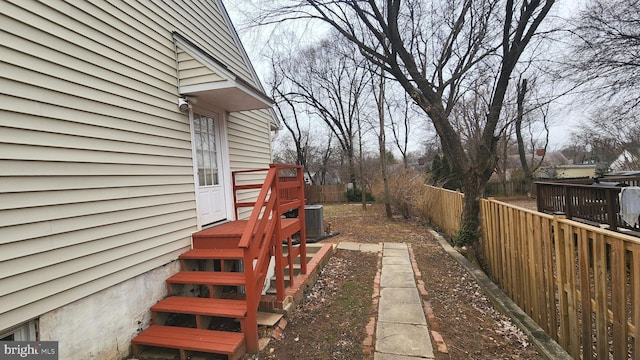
xmin=270 ymin=59 xmax=313 ymax=180
xmin=274 ymin=34 xmax=372 ymax=187
xmin=386 ymin=90 xmax=419 ymax=168
xmin=571 ymin=113 xmax=640 ymax=171
xmin=514 ymin=77 xmax=550 ymax=183
xmin=259 ymin=0 xmax=556 ymax=253
xmin=559 ymin=141 xmax=590 ymax=165
xmin=315 ymin=132 xmax=338 ymax=184
xmin=569 ymin=0 xmax=640 ymax=118
xmin=367 ymin=62 xmax=393 ymax=217
xmin=566 ymin=0 xmax=640 ymax=171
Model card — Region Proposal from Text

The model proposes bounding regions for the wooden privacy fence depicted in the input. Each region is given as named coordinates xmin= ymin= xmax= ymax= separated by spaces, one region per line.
xmin=425 ymin=185 xmax=640 ymax=359
xmin=305 ymin=184 xmax=347 ymax=203
xmin=482 ymin=199 xmax=640 ymax=359
xmin=486 ymin=180 xmax=533 ymax=197
xmin=423 ymin=185 xmax=464 ymax=238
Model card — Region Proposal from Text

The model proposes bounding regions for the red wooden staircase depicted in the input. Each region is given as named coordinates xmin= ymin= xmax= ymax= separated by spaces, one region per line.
xmin=131 ymin=164 xmax=307 ymax=360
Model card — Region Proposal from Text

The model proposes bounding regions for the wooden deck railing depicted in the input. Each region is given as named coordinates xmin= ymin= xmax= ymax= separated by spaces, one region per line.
xmin=424 ymin=185 xmax=640 ymax=359
xmin=536 ymin=181 xmax=640 ymax=234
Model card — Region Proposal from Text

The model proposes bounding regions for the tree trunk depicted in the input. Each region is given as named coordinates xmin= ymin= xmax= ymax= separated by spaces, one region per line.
xmin=459 ymin=172 xmax=488 ymax=265
xmin=377 ymin=68 xmax=393 ymax=219
xmin=516 ymin=78 xmax=533 ymax=183
xmin=358 ymin=114 xmax=367 ymax=211
xmin=347 ymin=146 xmax=357 ymax=188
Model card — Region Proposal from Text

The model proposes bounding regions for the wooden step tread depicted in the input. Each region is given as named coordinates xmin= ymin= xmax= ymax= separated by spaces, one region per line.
xmin=180 ymin=248 xmax=244 ymax=260
xmin=193 ymin=221 xmax=249 ymax=238
xmin=167 ymin=271 xmax=245 ymax=286
xmin=152 ymin=297 xmax=247 ymax=318
xmin=132 ymin=325 xmax=244 ymax=355
xmin=192 ymin=219 xmax=300 ymax=238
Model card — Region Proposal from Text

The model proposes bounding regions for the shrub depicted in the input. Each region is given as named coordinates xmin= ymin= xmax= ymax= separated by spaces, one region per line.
xmin=345 ymin=187 xmax=375 ymax=202
xmin=414 ymin=184 xmax=436 ymax=225
xmin=454 ymin=223 xmax=478 ymax=247
xmin=373 ymin=168 xmax=428 ymax=219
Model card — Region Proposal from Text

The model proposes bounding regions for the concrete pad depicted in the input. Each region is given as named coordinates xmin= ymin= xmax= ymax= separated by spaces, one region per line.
xmin=337 ymin=242 xmax=361 ymax=251
xmin=359 ymin=243 xmax=383 ymax=253
xmin=305 ymin=243 xmax=326 ymax=249
xmin=375 ymin=322 xmax=434 ymax=358
xmin=382 ymin=256 xmax=410 ymax=265
xmin=378 ymin=301 xmax=426 ymax=325
xmin=380 ymin=267 xmax=415 ymax=288
xmin=383 ymin=248 xmax=409 ymax=258
xmin=383 ymin=242 xmax=407 ymax=250
xmin=379 ymin=287 xmax=421 ymax=304
xmin=374 ymin=352 xmax=432 ymax=360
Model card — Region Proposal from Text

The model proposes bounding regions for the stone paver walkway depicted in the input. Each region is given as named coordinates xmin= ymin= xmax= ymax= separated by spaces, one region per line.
xmin=335 ymin=241 xmax=438 ymax=358
xmin=374 ymin=243 xmax=434 ymax=359
xmin=336 ymin=238 xmax=569 ymax=359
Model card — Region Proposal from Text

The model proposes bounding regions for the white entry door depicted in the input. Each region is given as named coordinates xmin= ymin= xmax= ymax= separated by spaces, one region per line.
xmin=193 ymin=112 xmax=228 ymax=226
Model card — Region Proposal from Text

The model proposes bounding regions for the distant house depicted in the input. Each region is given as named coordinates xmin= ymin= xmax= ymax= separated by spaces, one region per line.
xmin=537 ymin=164 xmax=598 ymax=179
xmin=1 ymin=1 xmax=276 ymax=358
xmin=610 ymin=149 xmax=640 ymax=171
xmin=304 ymin=170 xmax=342 ymax=185
xmin=491 ymin=151 xmax=570 ymax=182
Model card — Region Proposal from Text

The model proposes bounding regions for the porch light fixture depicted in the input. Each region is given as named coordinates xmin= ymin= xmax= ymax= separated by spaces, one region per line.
xmin=178 ymin=97 xmax=190 ymax=111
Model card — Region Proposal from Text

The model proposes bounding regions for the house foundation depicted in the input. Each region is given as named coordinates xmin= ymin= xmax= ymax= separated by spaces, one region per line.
xmin=38 ymin=261 xmax=180 ymax=360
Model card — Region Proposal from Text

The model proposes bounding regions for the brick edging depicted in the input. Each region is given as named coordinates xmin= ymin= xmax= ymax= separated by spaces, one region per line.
xmin=363 ymin=249 xmax=382 ymax=356
xmin=408 ymin=244 xmax=449 ymax=354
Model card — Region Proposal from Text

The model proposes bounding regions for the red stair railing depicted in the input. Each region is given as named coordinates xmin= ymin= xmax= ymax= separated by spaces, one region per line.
xmin=231 ymin=164 xmax=306 ymax=353
xmin=237 ymin=168 xmax=277 ymax=353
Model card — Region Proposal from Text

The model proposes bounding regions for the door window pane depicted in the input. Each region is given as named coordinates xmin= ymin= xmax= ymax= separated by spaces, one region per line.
xmin=194 ymin=113 xmax=219 ymax=186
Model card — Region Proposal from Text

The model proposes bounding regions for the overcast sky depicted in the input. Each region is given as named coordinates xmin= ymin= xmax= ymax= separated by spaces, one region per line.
xmin=224 ymin=1 xmax=586 ymax=152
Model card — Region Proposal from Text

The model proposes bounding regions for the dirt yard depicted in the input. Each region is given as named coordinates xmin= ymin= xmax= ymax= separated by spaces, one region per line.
xmin=252 ymin=203 xmax=543 ymax=359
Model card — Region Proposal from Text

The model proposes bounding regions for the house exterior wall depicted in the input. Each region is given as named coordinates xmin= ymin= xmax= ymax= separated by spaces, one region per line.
xmin=556 ymin=166 xmax=596 ymax=179
xmin=0 ymin=0 xmax=273 ymax=356
xmin=38 ymin=261 xmax=181 ymax=359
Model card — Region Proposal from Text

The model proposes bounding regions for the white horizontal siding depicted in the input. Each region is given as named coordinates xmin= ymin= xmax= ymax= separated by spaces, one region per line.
xmin=2 ymin=2 xmax=176 ymax=98
xmin=1 ymin=210 xmax=195 ymax=258
xmin=0 ymin=160 xmax=193 ymax=177
xmin=0 ymin=0 xmax=275 ymax=333
xmin=226 ymin=110 xmax=272 ymax=220
xmin=0 ymin=193 xmax=193 ymax=229
xmin=1 ymin=63 xmax=179 ymax=123
xmin=177 ymin=49 xmax=226 ymax=87
xmin=159 ymin=0 xmax=252 ymax=80
xmin=1 ymin=175 xmax=194 ymax=193
xmin=1 ymin=111 xmax=190 ymax=149
xmin=0 ymin=184 xmax=194 ymax=211
xmin=227 ymin=111 xmax=272 ymax=171
xmin=0 ymin=228 xmax=191 ymax=297
xmin=0 ymin=0 xmax=175 ymax=331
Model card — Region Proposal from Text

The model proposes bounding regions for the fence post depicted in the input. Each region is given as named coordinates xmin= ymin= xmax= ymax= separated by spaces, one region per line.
xmin=535 ymin=183 xmax=542 ymax=211
xmin=552 ymin=214 xmax=570 ymax=352
xmin=605 ymin=188 xmax=618 ymax=231
xmin=564 ymin=187 xmax=573 ymax=219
